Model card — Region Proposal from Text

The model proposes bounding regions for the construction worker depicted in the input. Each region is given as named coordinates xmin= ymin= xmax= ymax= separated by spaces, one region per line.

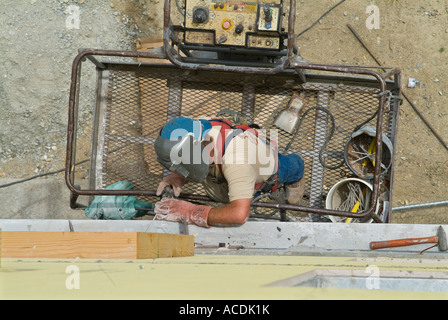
xmin=153 ymin=116 xmax=305 ymax=228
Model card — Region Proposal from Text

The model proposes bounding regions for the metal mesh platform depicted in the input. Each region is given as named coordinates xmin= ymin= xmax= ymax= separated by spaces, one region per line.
xmin=67 ymin=51 xmax=401 ymax=222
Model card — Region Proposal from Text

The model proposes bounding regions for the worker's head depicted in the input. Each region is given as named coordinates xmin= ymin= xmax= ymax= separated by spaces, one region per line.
xmin=154 ymin=116 xmax=212 ymax=183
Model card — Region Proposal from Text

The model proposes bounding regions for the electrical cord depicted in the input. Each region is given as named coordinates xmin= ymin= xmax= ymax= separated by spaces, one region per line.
xmin=283 ymin=103 xmax=380 ymax=171
xmin=284 ymin=106 xmax=345 ymax=170
xmin=0 ymin=159 xmax=89 ymax=189
xmin=297 ymin=0 xmax=347 ymax=38
xmin=175 ymin=0 xmax=185 ymax=16
xmin=0 ymin=170 xmax=64 ymax=189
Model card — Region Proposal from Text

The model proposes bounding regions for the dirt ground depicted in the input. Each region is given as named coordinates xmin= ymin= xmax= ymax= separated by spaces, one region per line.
xmin=0 ymin=0 xmax=447 ymax=223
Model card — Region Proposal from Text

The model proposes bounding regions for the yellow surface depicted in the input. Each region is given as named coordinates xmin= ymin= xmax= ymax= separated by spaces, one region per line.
xmin=1 ymin=254 xmax=448 ymax=300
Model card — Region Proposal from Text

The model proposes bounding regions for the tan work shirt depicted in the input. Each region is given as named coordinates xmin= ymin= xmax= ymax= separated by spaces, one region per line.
xmin=202 ymin=125 xmax=277 ymax=203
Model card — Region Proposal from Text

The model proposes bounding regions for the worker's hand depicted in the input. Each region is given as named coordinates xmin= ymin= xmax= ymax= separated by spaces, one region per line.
xmin=154 ymin=197 xmax=211 ymax=228
xmin=156 ymin=173 xmax=187 ymax=197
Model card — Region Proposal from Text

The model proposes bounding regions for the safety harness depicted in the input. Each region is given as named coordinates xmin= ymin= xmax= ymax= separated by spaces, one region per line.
xmin=209 ymin=118 xmax=280 ymax=193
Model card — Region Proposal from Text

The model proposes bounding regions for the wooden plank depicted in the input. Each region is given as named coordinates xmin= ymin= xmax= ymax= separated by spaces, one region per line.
xmin=1 ymin=232 xmax=194 ymax=260
xmin=136 ymin=39 xmax=169 ymax=64
xmin=137 ymin=233 xmax=194 ymax=259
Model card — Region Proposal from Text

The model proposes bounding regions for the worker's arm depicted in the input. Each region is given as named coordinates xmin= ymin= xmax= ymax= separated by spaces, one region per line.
xmin=207 ymin=198 xmax=252 ymax=227
xmin=155 ymin=165 xmax=254 ymax=227
xmin=154 ymin=197 xmax=251 ymax=228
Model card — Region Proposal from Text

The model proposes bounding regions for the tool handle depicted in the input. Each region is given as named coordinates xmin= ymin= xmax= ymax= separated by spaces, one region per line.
xmin=370 ymin=236 xmax=439 ymax=250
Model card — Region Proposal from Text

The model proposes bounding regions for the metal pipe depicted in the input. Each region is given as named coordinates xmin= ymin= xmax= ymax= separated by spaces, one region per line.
xmin=403 ymin=94 xmax=448 ymax=151
xmin=179 ymin=44 xmax=289 ymax=57
xmin=392 ymin=200 xmax=448 ymax=212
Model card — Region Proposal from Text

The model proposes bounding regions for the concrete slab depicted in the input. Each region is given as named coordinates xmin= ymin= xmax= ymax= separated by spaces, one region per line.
xmin=1 ymin=255 xmax=447 ymax=300
xmin=1 ymin=220 xmax=447 ymax=300
xmin=1 ymin=219 xmax=447 ymax=258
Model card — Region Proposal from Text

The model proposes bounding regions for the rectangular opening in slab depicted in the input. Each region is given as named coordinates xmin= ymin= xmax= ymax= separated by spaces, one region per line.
xmin=353 ymin=257 xmax=448 ymax=264
xmin=267 ymin=269 xmax=448 ymax=292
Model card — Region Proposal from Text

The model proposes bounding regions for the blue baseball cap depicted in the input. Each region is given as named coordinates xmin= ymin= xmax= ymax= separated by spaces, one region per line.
xmin=160 ymin=116 xmax=211 ymax=141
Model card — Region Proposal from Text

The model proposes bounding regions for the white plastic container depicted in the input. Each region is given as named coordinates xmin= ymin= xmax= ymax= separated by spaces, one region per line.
xmin=325 ymin=178 xmax=378 ymax=223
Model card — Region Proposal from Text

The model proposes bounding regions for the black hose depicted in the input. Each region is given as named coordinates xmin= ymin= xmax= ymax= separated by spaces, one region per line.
xmin=297 ymin=0 xmax=347 ymax=38
xmin=284 ymin=106 xmax=345 ymax=170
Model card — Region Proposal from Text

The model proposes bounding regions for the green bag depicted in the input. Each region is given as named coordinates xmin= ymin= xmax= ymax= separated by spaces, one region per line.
xmin=85 ymin=181 xmax=154 ymax=220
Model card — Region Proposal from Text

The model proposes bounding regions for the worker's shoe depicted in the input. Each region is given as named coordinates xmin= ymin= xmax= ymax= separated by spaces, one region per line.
xmin=285 ymin=178 xmax=305 ymax=205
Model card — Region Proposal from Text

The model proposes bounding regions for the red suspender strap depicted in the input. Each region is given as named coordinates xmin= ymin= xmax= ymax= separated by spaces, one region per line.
xmin=209 ymin=119 xmax=232 ymax=177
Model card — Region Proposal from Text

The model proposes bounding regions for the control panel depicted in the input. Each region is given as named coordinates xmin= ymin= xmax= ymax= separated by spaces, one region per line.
xmin=184 ymin=0 xmax=284 ymax=50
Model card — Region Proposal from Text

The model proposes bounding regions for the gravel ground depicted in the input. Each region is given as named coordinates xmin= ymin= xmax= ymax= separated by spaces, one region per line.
xmin=0 ymin=0 xmax=164 ymax=218
xmin=0 ymin=0 xmax=161 ymax=178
